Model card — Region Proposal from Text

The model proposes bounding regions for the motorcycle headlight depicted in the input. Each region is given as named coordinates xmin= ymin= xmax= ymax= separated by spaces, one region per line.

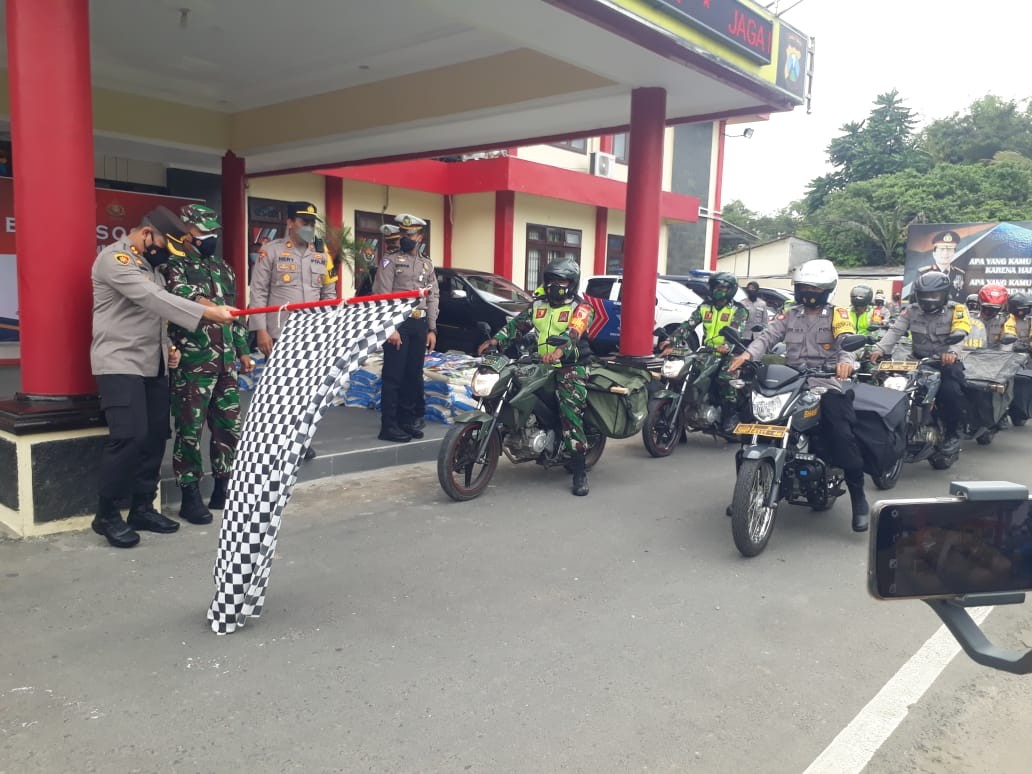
xmin=471 ymin=371 xmax=501 ymax=397
xmin=751 ymin=392 xmax=791 ymax=422
xmin=883 ymin=375 xmax=909 ymax=392
xmin=661 ymin=359 xmax=686 ymax=379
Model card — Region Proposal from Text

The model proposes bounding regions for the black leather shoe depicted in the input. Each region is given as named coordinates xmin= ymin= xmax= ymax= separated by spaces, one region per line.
xmin=208 ymin=478 xmax=229 ymax=511
xmin=407 ymin=418 xmax=426 ymax=431
xmin=572 ymin=470 xmax=589 ymax=496
xmin=304 ymin=446 xmax=317 ymax=461
xmin=92 ymin=515 xmax=140 ymax=548
xmin=378 ymin=426 xmax=412 ymax=443
xmin=400 ymin=424 xmax=425 ymax=439
xmin=127 ymin=507 xmax=180 ymax=533
xmin=177 ymin=483 xmax=212 ymax=525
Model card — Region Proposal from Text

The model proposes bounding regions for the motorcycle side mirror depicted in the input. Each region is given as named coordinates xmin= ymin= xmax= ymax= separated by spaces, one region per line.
xmin=945 ymin=331 xmax=967 ymax=345
xmin=1001 ymin=333 xmax=1018 ymax=345
xmin=720 ymin=326 xmax=745 ymax=348
xmin=840 ymin=334 xmax=868 ymax=352
xmin=545 ymin=335 xmax=567 ymax=346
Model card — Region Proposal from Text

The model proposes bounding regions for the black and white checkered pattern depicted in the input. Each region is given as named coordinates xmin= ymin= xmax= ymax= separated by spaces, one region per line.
xmin=208 ymin=298 xmax=416 ymax=634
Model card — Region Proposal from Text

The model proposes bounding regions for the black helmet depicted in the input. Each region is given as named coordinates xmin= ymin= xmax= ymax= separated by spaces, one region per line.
xmin=913 ymin=271 xmax=950 ymax=314
xmin=542 ymin=257 xmax=580 ymax=306
xmin=708 ymin=272 xmax=739 ymax=305
xmin=850 ymin=284 xmax=874 ymax=308
xmin=1008 ymin=292 xmax=1032 ymax=317
xmin=966 ymin=293 xmax=981 ymax=313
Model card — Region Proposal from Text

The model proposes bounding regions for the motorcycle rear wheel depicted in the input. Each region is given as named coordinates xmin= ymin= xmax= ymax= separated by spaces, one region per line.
xmin=642 ymin=398 xmax=683 ymax=457
xmin=730 ymin=458 xmax=778 ymax=557
xmin=437 ymin=422 xmax=501 ymax=501
xmin=873 ymin=454 xmax=904 ymax=490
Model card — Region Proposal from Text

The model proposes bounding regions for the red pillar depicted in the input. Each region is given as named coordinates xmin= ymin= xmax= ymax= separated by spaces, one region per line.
xmin=593 ymin=207 xmax=608 ymax=275
xmin=8 ymin=0 xmax=95 ymax=397
xmin=620 ymin=87 xmax=666 ymax=358
xmin=221 ymin=152 xmax=247 ymax=308
xmin=493 ymin=191 xmax=515 ymax=280
xmin=443 ymin=195 xmax=454 ymax=268
xmin=710 ymin=120 xmax=727 ymax=271
xmin=323 ymin=175 xmax=344 ymax=297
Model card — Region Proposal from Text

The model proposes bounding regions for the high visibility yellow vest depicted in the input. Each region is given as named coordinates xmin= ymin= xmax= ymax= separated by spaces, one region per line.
xmin=701 ymin=304 xmax=739 ymax=346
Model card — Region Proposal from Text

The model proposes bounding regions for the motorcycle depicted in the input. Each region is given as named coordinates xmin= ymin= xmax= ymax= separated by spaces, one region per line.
xmin=641 ymin=346 xmax=727 ymax=456
xmin=957 ymin=340 xmax=1027 ymax=447
xmin=437 ymin=335 xmax=616 ymax=501
xmin=721 ymin=327 xmax=892 ymax=557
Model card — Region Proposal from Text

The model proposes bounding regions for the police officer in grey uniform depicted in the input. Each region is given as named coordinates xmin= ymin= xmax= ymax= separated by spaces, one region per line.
xmin=728 ymin=259 xmax=870 ymax=532
xmin=91 ymin=206 xmax=237 ymax=548
xmin=249 ymin=201 xmax=338 ymax=349
xmin=742 ymin=281 xmax=768 ymax=342
xmin=372 ymin=213 xmax=440 ymax=442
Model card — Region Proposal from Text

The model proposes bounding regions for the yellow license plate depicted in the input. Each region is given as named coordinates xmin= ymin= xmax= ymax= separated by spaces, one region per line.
xmin=733 ymin=423 xmax=788 ymax=439
xmin=877 ymin=361 xmax=918 ymax=371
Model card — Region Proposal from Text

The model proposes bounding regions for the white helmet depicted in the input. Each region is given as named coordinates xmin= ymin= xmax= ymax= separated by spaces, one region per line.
xmin=793 ymin=259 xmax=838 ymax=292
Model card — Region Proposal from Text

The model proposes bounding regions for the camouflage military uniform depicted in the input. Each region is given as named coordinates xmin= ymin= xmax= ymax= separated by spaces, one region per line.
xmin=165 ymin=250 xmax=249 ymax=486
xmin=667 ymin=301 xmax=748 ymax=404
xmin=493 ymin=293 xmax=595 ymax=454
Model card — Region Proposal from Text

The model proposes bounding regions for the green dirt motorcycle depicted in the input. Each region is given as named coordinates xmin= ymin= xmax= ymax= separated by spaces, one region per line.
xmin=437 ymin=336 xmax=617 ymax=502
xmin=642 ymin=346 xmax=728 ymax=457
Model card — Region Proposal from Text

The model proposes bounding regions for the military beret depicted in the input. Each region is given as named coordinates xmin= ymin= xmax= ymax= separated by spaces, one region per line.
xmin=286 ymin=201 xmax=323 ymax=222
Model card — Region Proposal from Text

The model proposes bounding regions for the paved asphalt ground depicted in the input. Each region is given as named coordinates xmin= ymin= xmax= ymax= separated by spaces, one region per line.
xmin=2 ymin=423 xmax=1032 ymax=773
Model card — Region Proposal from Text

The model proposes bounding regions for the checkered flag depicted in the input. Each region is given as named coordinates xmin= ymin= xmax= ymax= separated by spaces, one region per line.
xmin=208 ymin=297 xmax=417 ymax=634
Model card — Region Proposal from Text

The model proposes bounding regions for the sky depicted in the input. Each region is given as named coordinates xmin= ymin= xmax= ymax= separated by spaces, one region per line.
xmin=721 ymin=0 xmax=1032 ymax=214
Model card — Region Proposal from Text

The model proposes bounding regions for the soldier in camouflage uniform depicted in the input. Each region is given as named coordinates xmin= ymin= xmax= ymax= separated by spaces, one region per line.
xmin=477 ymin=258 xmax=595 ymax=496
xmin=165 ymin=204 xmax=254 ymax=523
xmin=662 ymin=272 xmax=749 ymax=435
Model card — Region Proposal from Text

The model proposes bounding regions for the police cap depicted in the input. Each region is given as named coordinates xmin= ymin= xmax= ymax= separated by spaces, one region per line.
xmin=286 ymin=201 xmax=323 ymax=223
xmin=395 ymin=213 xmax=427 ymax=235
xmin=143 ymin=205 xmax=191 ymax=256
xmin=380 ymin=224 xmax=401 ymax=240
xmin=931 ymin=230 xmax=960 ymax=248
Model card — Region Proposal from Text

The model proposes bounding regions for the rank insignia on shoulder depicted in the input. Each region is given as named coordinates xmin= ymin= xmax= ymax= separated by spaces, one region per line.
xmin=114 ymin=253 xmax=131 ymax=265
xmin=135 ymin=259 xmax=145 ymax=267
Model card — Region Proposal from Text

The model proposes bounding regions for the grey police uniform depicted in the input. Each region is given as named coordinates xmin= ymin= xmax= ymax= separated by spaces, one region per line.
xmin=875 ymin=302 xmax=970 ymax=359
xmin=248 ymin=238 xmax=337 ymax=340
xmin=742 ymin=297 xmax=768 ymax=340
xmin=91 ymin=239 xmax=206 ymax=503
xmin=746 ymin=304 xmax=857 ymax=390
xmin=372 ymin=248 xmax=440 ymax=434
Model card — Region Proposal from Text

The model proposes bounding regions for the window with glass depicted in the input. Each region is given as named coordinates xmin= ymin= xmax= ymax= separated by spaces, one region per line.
xmin=612 ymin=133 xmax=629 ymax=164
xmin=549 ymin=137 xmax=587 ymax=154
xmin=606 ymin=234 xmax=625 ymax=274
xmin=525 ymin=224 xmax=582 ymax=291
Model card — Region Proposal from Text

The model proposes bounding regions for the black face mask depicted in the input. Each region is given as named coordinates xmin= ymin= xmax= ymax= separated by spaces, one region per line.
xmin=545 ymin=282 xmax=571 ymax=306
xmin=400 ymin=237 xmax=418 ymax=253
xmin=143 ymin=234 xmax=171 ymax=266
xmin=746 ymin=291 xmax=758 ymax=301
xmin=195 ymin=235 xmax=218 ymax=258
xmin=794 ymin=287 xmax=829 ymax=309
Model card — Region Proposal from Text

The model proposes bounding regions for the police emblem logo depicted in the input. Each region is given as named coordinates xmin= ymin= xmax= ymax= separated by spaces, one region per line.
xmin=535 ymin=308 xmax=547 ymax=319
xmin=305 ymin=205 xmax=317 ymax=215
xmin=114 ymin=253 xmax=131 ymax=265
xmin=282 ymin=273 xmax=292 ymax=282
xmin=558 ymin=311 xmax=570 ymax=323
xmin=402 ymin=216 xmax=413 ymax=227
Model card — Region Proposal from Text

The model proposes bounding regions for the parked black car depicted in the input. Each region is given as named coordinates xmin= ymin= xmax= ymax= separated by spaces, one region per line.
xmin=435 ymin=268 xmax=533 ymax=354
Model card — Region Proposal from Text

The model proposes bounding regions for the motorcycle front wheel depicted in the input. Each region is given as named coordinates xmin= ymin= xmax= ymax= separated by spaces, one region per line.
xmin=873 ymin=454 xmax=904 ymax=490
xmin=437 ymin=422 xmax=501 ymax=501
xmin=730 ymin=458 xmax=779 ymax=557
xmin=642 ymin=398 xmax=683 ymax=458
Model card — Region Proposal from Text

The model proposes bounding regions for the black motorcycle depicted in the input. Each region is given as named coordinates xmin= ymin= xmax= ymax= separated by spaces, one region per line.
xmin=721 ymin=328 xmax=902 ymax=557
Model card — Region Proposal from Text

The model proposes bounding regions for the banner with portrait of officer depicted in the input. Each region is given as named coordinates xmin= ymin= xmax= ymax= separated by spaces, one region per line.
xmin=903 ymin=222 xmax=1032 ymax=303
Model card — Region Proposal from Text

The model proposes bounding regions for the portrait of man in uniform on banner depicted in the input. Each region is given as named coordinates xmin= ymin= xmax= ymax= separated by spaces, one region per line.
xmin=904 ymin=222 xmax=1032 ymax=303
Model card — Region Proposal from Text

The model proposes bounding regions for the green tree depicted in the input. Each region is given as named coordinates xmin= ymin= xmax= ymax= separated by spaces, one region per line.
xmin=718 ymin=199 xmax=804 ymax=254
xmin=922 ymin=95 xmax=1032 ymax=165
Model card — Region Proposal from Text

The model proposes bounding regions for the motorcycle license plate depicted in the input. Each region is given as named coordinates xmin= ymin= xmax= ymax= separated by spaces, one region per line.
xmin=877 ymin=361 xmax=918 ymax=371
xmin=733 ymin=423 xmax=788 ymax=439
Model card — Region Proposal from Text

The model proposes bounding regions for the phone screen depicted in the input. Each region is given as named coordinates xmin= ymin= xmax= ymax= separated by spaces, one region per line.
xmin=870 ymin=498 xmax=1032 ymax=599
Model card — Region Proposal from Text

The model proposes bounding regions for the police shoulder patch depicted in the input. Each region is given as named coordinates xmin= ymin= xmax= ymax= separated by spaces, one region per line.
xmin=836 ymin=307 xmax=849 ymax=319
xmin=381 ymin=258 xmax=391 ymax=268
xmin=114 ymin=253 xmax=131 ymax=265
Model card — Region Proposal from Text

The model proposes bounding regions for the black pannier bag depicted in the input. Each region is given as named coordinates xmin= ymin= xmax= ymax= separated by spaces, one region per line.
xmin=1011 ymin=369 xmax=1032 ymax=421
xmin=960 ymin=350 xmax=1028 ymax=428
xmin=850 ymin=382 xmax=908 ymax=478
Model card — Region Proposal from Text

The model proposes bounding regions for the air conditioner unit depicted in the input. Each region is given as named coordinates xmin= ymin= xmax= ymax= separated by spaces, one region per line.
xmin=590 ymin=151 xmax=616 ymax=178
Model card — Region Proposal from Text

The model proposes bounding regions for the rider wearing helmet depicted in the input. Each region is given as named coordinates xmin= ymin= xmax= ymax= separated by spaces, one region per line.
xmin=1007 ymin=292 xmax=1032 ymax=351
xmin=848 ymin=284 xmax=884 ymax=335
xmin=478 ymin=258 xmax=595 ymax=496
xmin=727 ymin=259 xmax=871 ymax=532
xmin=871 ymin=271 xmax=971 ymax=451
xmin=976 ymin=284 xmax=1017 ymax=350
xmin=165 ymin=204 xmax=253 ymax=523
xmin=664 ymin=272 xmax=750 ymax=434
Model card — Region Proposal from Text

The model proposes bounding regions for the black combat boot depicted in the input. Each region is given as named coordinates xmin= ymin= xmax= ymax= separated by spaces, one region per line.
xmin=941 ymin=425 xmax=961 ymax=454
xmin=127 ymin=491 xmax=180 ymax=533
xmin=846 ymin=472 xmax=869 ymax=533
xmin=571 ymin=454 xmax=589 ymax=497
xmin=91 ymin=496 xmax=140 ymax=548
xmin=177 ymin=483 xmax=213 ymax=525
xmin=208 ymin=477 xmax=229 ymax=511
